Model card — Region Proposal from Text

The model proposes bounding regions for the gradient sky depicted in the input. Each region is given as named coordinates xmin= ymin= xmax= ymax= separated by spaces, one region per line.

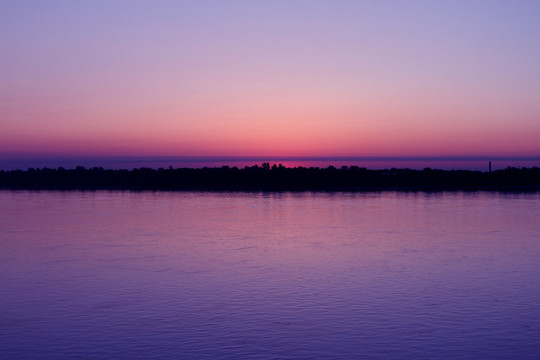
xmin=1 ymin=0 xmax=540 ymax=159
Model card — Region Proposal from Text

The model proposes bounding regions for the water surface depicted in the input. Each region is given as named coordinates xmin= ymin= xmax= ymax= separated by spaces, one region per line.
xmin=1 ymin=191 xmax=539 ymax=359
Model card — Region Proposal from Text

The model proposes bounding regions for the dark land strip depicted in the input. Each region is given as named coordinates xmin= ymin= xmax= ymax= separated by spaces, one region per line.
xmin=1 ymin=164 xmax=539 ymax=191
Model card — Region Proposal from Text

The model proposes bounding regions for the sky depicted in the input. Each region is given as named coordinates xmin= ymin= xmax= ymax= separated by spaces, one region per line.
xmin=1 ymin=1 xmax=540 ymax=168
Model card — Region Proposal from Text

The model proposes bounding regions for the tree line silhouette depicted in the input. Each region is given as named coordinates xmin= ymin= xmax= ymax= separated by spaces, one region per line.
xmin=0 ymin=163 xmax=539 ymax=190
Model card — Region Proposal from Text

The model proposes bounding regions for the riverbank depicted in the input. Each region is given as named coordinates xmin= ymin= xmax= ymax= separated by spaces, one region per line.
xmin=1 ymin=165 xmax=539 ymax=191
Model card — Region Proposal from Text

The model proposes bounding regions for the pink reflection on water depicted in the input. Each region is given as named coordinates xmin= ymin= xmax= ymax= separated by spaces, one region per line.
xmin=1 ymin=191 xmax=540 ymax=359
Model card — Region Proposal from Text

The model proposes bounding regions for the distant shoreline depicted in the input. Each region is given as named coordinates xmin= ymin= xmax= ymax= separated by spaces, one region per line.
xmin=1 ymin=156 xmax=538 ymax=172
xmin=1 ymin=165 xmax=539 ymax=191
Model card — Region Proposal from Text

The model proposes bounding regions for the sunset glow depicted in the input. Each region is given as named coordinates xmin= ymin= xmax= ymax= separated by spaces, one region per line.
xmin=1 ymin=1 xmax=539 ymax=168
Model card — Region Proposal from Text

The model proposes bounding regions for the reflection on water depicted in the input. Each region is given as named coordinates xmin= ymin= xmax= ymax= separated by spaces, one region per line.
xmin=1 ymin=191 xmax=539 ymax=359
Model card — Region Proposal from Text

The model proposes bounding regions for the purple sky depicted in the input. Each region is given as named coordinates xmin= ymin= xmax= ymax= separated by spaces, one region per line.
xmin=1 ymin=1 xmax=539 ymax=169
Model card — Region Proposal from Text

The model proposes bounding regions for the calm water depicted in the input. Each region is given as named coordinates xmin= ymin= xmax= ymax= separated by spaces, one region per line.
xmin=1 ymin=191 xmax=539 ymax=359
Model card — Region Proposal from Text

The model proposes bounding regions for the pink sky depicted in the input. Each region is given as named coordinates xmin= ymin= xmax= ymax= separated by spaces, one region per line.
xmin=1 ymin=1 xmax=539 ymax=163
